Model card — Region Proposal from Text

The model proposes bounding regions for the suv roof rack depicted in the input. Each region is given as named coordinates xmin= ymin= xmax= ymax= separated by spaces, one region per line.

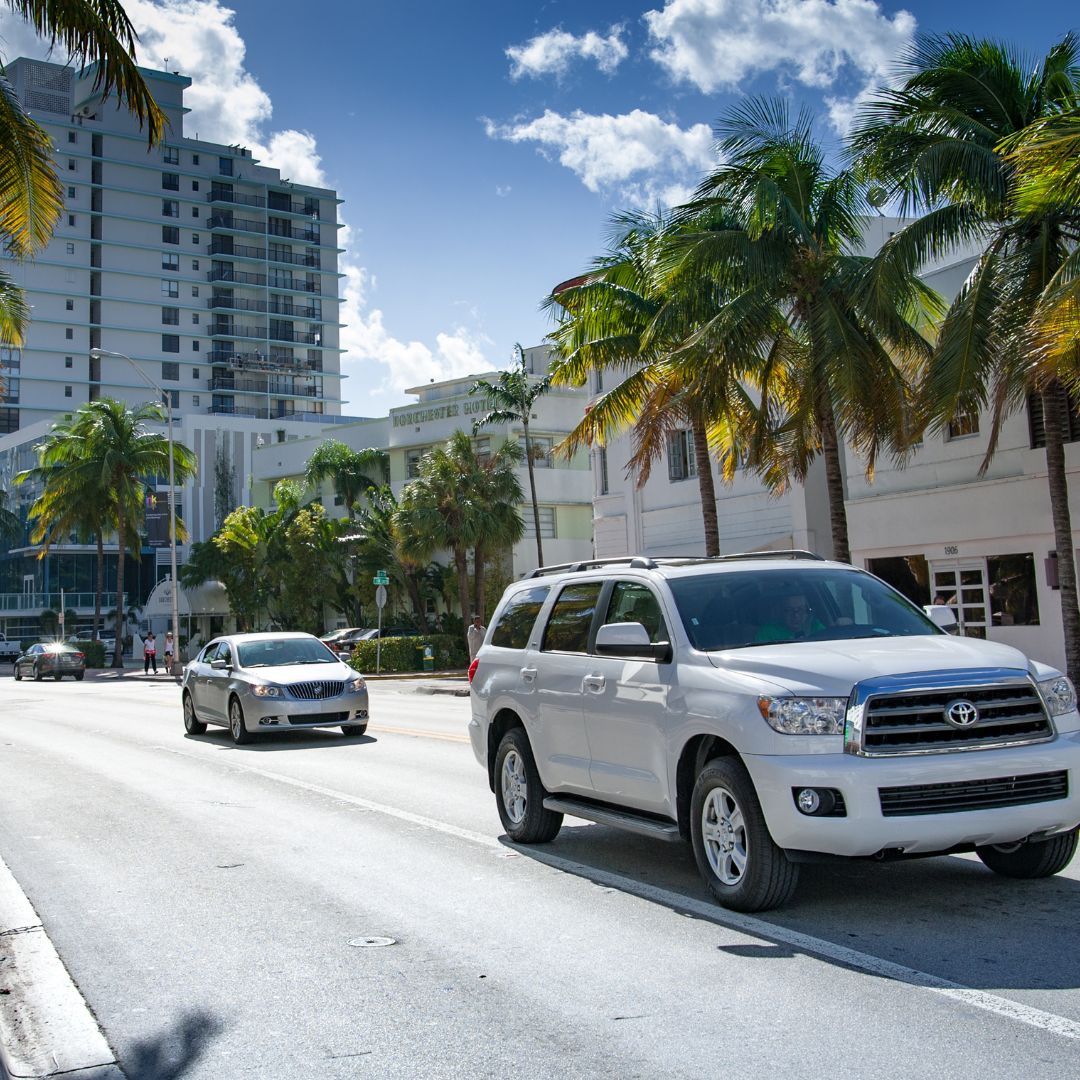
xmin=700 ymin=549 xmax=825 ymax=563
xmin=526 ymin=556 xmax=658 ymax=579
xmin=525 ymin=550 xmax=825 ymax=579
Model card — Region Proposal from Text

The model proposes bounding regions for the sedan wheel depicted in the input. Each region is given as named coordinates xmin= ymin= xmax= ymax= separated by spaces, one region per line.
xmin=229 ymin=697 xmax=253 ymax=746
xmin=33 ymin=664 xmax=42 ymax=682
xmin=183 ymin=691 xmax=208 ymax=735
xmin=13 ymin=664 xmax=21 ymax=681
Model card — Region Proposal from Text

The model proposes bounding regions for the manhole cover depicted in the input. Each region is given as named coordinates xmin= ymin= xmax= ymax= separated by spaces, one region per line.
xmin=349 ymin=936 xmax=396 ymax=948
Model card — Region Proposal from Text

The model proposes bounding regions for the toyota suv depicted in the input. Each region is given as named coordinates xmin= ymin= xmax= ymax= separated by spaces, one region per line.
xmin=468 ymin=553 xmax=1080 ymax=911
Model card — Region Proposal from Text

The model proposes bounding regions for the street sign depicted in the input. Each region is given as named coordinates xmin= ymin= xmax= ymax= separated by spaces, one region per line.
xmin=372 ymin=572 xmax=390 ymax=586
xmin=375 ymin=585 xmax=387 ymax=609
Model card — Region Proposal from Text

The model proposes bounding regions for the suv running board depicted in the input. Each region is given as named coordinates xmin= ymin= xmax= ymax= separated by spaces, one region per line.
xmin=542 ymin=797 xmax=682 ymax=842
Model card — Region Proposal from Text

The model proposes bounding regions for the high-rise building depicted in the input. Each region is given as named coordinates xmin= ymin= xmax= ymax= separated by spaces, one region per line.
xmin=0 ymin=57 xmax=351 ymax=640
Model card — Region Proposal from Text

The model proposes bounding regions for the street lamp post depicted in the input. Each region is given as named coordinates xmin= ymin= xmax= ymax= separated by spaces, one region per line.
xmin=90 ymin=348 xmax=182 ymax=676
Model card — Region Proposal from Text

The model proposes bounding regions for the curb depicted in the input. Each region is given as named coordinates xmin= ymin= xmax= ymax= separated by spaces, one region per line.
xmin=411 ymin=684 xmax=471 ymax=697
xmin=0 ymin=858 xmax=124 ymax=1079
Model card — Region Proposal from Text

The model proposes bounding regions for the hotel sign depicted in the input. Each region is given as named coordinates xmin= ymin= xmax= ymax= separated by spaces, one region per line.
xmin=392 ymin=398 xmax=492 ymax=428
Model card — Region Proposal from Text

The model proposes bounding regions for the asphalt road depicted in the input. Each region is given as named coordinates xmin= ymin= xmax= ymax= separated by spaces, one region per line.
xmin=1 ymin=675 xmax=1079 ymax=1079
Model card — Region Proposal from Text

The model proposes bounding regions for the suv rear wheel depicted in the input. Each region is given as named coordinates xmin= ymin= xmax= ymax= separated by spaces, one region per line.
xmin=495 ymin=728 xmax=563 ymax=844
xmin=691 ymin=757 xmax=799 ymax=912
xmin=976 ymin=829 xmax=1078 ymax=878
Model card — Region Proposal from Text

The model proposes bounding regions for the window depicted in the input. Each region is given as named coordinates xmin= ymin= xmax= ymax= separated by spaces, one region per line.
xmin=473 ymin=436 xmax=490 ymax=463
xmin=604 ymin=582 xmax=669 ymax=644
xmin=191 ymin=153 xmax=199 ymax=165
xmin=667 ymin=429 xmax=697 ymax=482
xmin=162 ymin=361 xmax=180 ymax=380
xmin=987 ymin=553 xmax=1040 ymax=626
xmin=866 ymin=555 xmax=930 ymax=608
xmin=162 ymin=199 xmax=179 ymax=217
xmin=67 ymin=158 xmax=77 ymax=171
xmin=523 ymin=506 xmax=557 ymax=540
xmin=192 ymin=233 xmax=200 ymax=244
xmin=192 ymin=341 xmax=200 ymax=352
xmin=162 ymin=307 xmax=179 ymax=325
xmin=192 ymin=180 xmax=199 ymax=192
xmin=406 ymin=447 xmax=429 ymax=478
xmin=67 ymin=131 xmax=77 ymax=144
xmin=946 ymin=413 xmax=980 ymax=440
xmin=1028 ymin=386 xmax=1080 ymax=449
xmin=219 ymin=156 xmax=233 ymax=176
xmin=65 ymin=327 xmax=73 ymax=340
xmin=161 ymin=279 xmax=179 ymax=297
xmin=192 ymin=259 xmax=200 ymax=270
xmin=541 ymin=582 xmax=603 ymax=653
xmin=64 ymin=385 xmax=72 ymax=397
xmin=65 ymin=242 xmax=75 ymax=254
xmin=67 ymin=185 xmax=76 ymax=199
xmin=595 ymin=368 xmax=604 ymax=393
xmin=192 ymin=395 xmax=200 ymax=407
xmin=598 ymin=447 xmax=609 ymax=495
xmin=162 ymin=226 xmax=179 ymax=244
xmin=162 ymin=172 xmax=180 ymax=190
xmin=162 ymin=335 xmax=180 ymax=353
xmin=191 ymin=313 xmax=199 ymax=325
xmin=163 ymin=146 xmax=180 ymax=165
xmin=490 ymin=586 xmax=551 ymax=649
xmin=65 ymin=299 xmax=74 ymax=311
xmin=529 ymin=435 xmax=554 ymax=468
xmin=191 ymin=206 xmax=199 ymax=218
xmin=164 ymin=389 xmax=180 ymax=409
xmin=67 ymin=214 xmax=76 ymax=226
xmin=192 ymin=368 xmax=200 ymax=380
xmin=64 ymin=356 xmax=73 ymax=369
xmin=162 ymin=252 xmax=179 ymax=271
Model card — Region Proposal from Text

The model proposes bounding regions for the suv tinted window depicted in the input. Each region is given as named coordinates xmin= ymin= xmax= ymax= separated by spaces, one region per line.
xmin=604 ymin=581 xmax=669 ymax=643
xmin=541 ymin=582 xmax=603 ymax=653
xmin=491 ymin=586 xmax=550 ymax=649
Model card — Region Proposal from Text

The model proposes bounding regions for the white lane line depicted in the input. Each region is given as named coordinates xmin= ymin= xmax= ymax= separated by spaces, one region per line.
xmin=158 ymin=746 xmax=1080 ymax=1043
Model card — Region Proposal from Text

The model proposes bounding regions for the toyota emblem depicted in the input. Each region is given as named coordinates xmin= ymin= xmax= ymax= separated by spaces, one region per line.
xmin=944 ymin=699 xmax=979 ymax=728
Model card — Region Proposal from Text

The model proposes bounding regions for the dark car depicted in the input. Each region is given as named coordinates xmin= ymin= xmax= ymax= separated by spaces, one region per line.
xmin=14 ymin=642 xmax=86 ymax=681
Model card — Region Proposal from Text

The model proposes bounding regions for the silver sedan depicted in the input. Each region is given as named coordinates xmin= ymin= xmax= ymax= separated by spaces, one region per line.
xmin=181 ymin=632 xmax=369 ymax=744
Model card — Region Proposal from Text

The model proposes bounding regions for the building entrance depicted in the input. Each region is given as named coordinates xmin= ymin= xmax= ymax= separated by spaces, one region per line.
xmin=929 ymin=560 xmax=990 ymax=638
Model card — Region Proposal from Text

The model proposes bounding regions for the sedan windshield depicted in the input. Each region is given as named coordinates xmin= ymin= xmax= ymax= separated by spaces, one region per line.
xmin=237 ymin=638 xmax=340 ymax=668
xmin=668 ymin=568 xmax=939 ymax=651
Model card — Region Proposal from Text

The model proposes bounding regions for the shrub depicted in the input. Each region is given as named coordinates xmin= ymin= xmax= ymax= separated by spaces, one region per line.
xmin=72 ymin=640 xmax=107 ymax=668
xmin=347 ymin=633 xmax=469 ymax=674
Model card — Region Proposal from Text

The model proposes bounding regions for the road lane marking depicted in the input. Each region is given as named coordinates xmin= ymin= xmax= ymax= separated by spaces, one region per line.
xmin=370 ymin=723 xmax=469 ymax=743
xmin=158 ymin=745 xmax=1080 ymax=1043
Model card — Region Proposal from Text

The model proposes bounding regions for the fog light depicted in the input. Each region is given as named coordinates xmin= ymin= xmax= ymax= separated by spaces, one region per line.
xmin=792 ymin=787 xmax=842 ymax=816
xmin=797 ymin=788 xmax=821 ymax=814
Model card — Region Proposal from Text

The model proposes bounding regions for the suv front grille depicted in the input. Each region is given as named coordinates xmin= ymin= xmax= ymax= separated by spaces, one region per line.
xmin=288 ymin=680 xmax=345 ymax=701
xmin=879 ymin=770 xmax=1068 ymax=817
xmin=859 ymin=683 xmax=1052 ymax=755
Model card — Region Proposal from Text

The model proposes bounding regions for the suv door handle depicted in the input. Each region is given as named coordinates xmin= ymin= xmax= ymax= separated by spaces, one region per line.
xmin=583 ymin=674 xmax=606 ymax=692
xmin=520 ymin=666 xmax=537 ymax=683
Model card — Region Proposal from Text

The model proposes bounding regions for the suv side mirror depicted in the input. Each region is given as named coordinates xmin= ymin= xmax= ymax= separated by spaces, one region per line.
xmin=595 ymin=622 xmax=673 ymax=663
xmin=924 ymin=605 xmax=960 ymax=634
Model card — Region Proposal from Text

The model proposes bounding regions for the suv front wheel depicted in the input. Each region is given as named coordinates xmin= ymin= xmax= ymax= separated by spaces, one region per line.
xmin=495 ymin=728 xmax=563 ymax=844
xmin=691 ymin=757 xmax=799 ymax=913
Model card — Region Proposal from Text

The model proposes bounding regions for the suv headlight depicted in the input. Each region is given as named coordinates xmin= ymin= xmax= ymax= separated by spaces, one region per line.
xmin=1037 ymin=675 xmax=1076 ymax=717
xmin=252 ymin=684 xmax=281 ymax=698
xmin=758 ymin=696 xmax=847 ymax=735
xmin=347 ymin=675 xmax=366 ymax=692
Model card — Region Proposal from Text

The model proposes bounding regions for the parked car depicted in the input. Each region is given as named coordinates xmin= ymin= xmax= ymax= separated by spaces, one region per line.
xmin=181 ymin=632 xmax=370 ymax=744
xmin=0 ymin=632 xmax=21 ymax=662
xmin=324 ymin=628 xmax=372 ymax=656
xmin=354 ymin=627 xmax=420 ymax=641
xmin=14 ymin=642 xmax=86 ymax=681
xmin=320 ymin=627 xmax=364 ymax=647
xmin=469 ymin=553 xmax=1080 ymax=912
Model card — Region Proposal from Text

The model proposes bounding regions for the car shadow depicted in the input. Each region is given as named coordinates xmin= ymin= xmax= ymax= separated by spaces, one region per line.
xmin=502 ymin=823 xmax=1080 ymax=993
xmin=186 ymin=728 xmax=377 ymax=751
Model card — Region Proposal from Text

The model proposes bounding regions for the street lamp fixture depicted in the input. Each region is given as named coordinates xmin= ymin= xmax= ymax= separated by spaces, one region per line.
xmin=89 ymin=347 xmax=182 ymax=676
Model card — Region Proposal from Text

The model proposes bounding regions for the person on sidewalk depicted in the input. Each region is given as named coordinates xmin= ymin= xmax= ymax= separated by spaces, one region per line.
xmin=143 ymin=631 xmax=158 ymax=675
xmin=467 ymin=614 xmax=486 ymax=661
xmin=163 ymin=630 xmax=175 ymax=673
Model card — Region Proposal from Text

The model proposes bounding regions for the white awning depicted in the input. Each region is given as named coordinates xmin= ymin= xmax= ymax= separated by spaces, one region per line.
xmin=143 ymin=577 xmax=230 ymax=618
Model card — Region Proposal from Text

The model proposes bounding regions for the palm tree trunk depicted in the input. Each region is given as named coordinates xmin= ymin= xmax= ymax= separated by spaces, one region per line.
xmin=93 ymin=530 xmax=103 ymax=641
xmin=691 ymin=413 xmax=720 ymax=557
xmin=454 ymin=547 xmax=471 ymax=620
xmin=818 ymin=394 xmax=851 ymax=564
xmin=404 ymin=571 xmax=425 ymax=630
xmin=113 ymin=521 xmax=125 ymax=667
xmin=523 ymin=422 xmax=544 ymax=567
xmin=473 ymin=545 xmax=486 ymax=621
xmin=1042 ymin=385 xmax=1080 ymax=683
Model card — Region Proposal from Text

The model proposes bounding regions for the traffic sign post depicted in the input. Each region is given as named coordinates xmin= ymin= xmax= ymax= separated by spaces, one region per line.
xmin=374 ymin=583 xmax=387 ymax=674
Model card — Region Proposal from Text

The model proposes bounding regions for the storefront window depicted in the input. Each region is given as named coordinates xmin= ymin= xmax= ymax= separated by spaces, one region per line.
xmin=987 ymin=553 xmax=1039 ymax=626
xmin=866 ymin=555 xmax=930 ymax=606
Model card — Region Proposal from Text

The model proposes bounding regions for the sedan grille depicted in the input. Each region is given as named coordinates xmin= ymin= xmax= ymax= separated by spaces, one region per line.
xmin=879 ymin=770 xmax=1068 ymax=817
xmin=288 ymin=680 xmax=345 ymax=701
xmin=859 ymin=683 xmax=1052 ymax=756
xmin=287 ymin=711 xmax=348 ymax=725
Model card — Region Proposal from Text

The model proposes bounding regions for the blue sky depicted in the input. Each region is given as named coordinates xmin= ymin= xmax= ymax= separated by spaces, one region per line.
xmin=2 ymin=0 xmax=1076 ymax=412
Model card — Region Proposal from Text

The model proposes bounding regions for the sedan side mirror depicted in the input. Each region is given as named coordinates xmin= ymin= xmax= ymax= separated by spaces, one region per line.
xmin=209 ymin=658 xmax=229 ymax=670
xmin=594 ymin=622 xmax=673 ymax=663
xmin=924 ymin=604 xmax=960 ymax=634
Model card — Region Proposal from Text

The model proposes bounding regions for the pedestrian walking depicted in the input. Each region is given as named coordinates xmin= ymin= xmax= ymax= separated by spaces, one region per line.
xmin=467 ymin=614 xmax=486 ymax=661
xmin=143 ymin=631 xmax=158 ymax=675
xmin=163 ymin=630 xmax=175 ymax=673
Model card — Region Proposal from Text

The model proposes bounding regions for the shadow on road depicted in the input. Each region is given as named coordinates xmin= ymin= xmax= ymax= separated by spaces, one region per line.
xmin=185 ymin=729 xmax=377 ymax=751
xmin=121 ymin=1010 xmax=222 ymax=1080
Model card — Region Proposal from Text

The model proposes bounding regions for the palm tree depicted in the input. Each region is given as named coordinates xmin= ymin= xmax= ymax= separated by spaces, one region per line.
xmin=677 ymin=97 xmax=938 ymax=563
xmin=469 ymin=439 xmax=525 ymax=618
xmin=303 ymin=439 xmax=388 ymax=519
xmin=470 ymin=344 xmax=552 ymax=565
xmin=0 ymin=0 xmax=165 ymax=353
xmin=18 ymin=399 xmax=197 ymax=666
xmin=851 ymin=32 xmax=1080 ymax=679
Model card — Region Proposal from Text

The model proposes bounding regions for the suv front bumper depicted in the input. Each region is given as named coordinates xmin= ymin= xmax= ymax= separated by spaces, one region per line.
xmin=743 ymin=730 xmax=1080 ymax=857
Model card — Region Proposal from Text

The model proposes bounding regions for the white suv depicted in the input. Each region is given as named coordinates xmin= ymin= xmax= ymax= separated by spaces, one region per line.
xmin=468 ymin=553 xmax=1080 ymax=911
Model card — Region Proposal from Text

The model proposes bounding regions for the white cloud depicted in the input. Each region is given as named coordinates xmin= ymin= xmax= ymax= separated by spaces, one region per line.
xmin=495 ymin=184 xmax=512 ymax=197
xmin=644 ymin=0 xmax=915 ymax=93
xmin=507 ymin=26 xmax=628 ymax=80
xmin=486 ymin=108 xmax=714 ymax=207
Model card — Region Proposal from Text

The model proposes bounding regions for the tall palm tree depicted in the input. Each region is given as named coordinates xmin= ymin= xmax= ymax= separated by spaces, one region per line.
xmin=677 ymin=97 xmax=938 ymax=563
xmin=0 ymin=0 xmax=165 ymax=353
xmin=303 ymin=439 xmax=388 ymax=519
xmin=469 ymin=439 xmax=525 ymax=618
xmin=851 ymin=32 xmax=1080 ymax=679
xmin=18 ymin=399 xmax=197 ymax=666
xmin=470 ymin=344 xmax=552 ymax=565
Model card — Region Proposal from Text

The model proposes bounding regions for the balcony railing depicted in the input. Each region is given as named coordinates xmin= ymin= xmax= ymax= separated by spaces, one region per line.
xmin=269 ymin=222 xmax=320 ymax=243
xmin=207 ymin=404 xmax=324 ymax=419
xmin=208 ymin=187 xmax=266 ymax=208
xmin=268 ymin=198 xmax=321 ymax=217
xmin=0 ymin=591 xmax=123 ymax=613
xmin=209 ymin=295 xmax=266 ymax=313
xmin=209 ymin=240 xmax=266 ymax=260
xmin=208 ymin=296 xmax=322 ymax=319
xmin=208 ymin=214 xmax=266 ymax=233
xmin=268 ymin=249 xmax=320 ymax=268
xmin=270 ymin=301 xmax=321 ymax=319
xmin=208 ymin=349 xmax=321 ymax=373
xmin=210 ymin=377 xmax=320 ymax=396
xmin=270 ymin=328 xmax=321 ymax=345
xmin=209 ymin=322 xmax=267 ymax=339
xmin=207 ymin=269 xmax=323 ymax=294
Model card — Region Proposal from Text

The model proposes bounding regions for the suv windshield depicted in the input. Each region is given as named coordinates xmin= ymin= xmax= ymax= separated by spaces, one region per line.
xmin=237 ymin=637 xmax=339 ymax=668
xmin=668 ymin=568 xmax=939 ymax=650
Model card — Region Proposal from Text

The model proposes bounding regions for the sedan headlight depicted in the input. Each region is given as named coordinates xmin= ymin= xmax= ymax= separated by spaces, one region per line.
xmin=758 ymin=696 xmax=847 ymax=735
xmin=346 ymin=675 xmax=366 ymax=692
xmin=1038 ymin=675 xmax=1077 ymax=717
xmin=251 ymin=684 xmax=282 ymax=698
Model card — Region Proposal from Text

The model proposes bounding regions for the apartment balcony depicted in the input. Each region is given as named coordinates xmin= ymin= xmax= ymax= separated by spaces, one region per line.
xmin=208 ymin=296 xmax=323 ymax=319
xmin=209 ymin=295 xmax=267 ymax=313
xmin=207 ymin=404 xmax=324 ymax=419
xmin=0 ymin=591 xmax=124 ymax=613
xmin=270 ymin=328 xmax=321 ymax=345
xmin=268 ymin=249 xmax=320 ymax=268
xmin=210 ymin=377 xmax=320 ymax=397
xmin=208 ymin=187 xmax=266 ymax=208
xmin=207 ymin=213 xmax=266 ymax=234
xmin=209 ymin=321 xmax=267 ymax=339
xmin=209 ymin=240 xmax=266 ymax=261
xmin=208 ymin=349 xmax=321 ymax=373
xmin=268 ymin=222 xmax=321 ymax=243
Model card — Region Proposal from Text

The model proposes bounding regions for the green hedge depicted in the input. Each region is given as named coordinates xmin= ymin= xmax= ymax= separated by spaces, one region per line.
xmin=72 ymin=640 xmax=107 ymax=668
xmin=347 ymin=633 xmax=469 ymax=674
